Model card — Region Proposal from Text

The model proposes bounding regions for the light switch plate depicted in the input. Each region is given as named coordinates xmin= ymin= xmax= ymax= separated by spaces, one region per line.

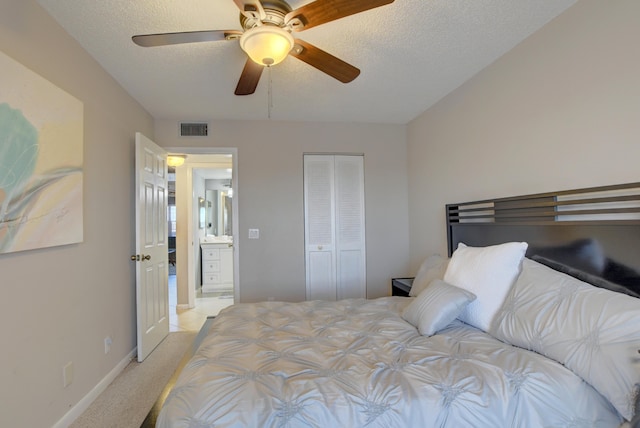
xmin=248 ymin=229 xmax=259 ymax=239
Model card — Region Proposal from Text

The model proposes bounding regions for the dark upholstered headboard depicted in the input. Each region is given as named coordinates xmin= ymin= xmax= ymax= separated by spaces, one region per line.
xmin=446 ymin=182 xmax=640 ymax=297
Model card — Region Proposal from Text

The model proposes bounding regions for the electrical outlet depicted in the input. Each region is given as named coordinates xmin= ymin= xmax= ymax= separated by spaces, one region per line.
xmin=104 ymin=336 xmax=112 ymax=354
xmin=63 ymin=362 xmax=73 ymax=388
xmin=248 ymin=229 xmax=259 ymax=239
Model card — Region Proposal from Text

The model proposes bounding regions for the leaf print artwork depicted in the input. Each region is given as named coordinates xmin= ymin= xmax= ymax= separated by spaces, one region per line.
xmin=0 ymin=50 xmax=83 ymax=254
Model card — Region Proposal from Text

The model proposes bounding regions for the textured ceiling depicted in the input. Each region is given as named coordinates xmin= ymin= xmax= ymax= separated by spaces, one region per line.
xmin=37 ymin=0 xmax=576 ymax=124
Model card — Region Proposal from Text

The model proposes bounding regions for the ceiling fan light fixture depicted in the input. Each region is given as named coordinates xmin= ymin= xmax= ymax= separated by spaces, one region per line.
xmin=167 ymin=154 xmax=187 ymax=167
xmin=240 ymin=26 xmax=294 ymax=66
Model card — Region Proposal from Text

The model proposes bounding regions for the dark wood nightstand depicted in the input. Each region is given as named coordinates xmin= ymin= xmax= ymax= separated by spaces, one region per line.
xmin=391 ymin=277 xmax=414 ymax=297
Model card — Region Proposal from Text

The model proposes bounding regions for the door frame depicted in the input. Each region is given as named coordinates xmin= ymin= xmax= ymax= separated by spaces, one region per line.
xmin=167 ymin=147 xmax=239 ymax=308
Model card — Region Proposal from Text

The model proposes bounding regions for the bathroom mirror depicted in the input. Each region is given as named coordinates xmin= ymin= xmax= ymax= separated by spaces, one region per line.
xmin=221 ymin=192 xmax=232 ymax=236
xmin=205 ymin=189 xmax=232 ymax=237
xmin=198 ymin=197 xmax=205 ymax=229
xmin=205 ymin=190 xmax=217 ymax=236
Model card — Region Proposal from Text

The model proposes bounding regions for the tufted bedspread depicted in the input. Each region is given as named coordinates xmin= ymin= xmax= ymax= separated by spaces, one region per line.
xmin=156 ymin=297 xmax=623 ymax=427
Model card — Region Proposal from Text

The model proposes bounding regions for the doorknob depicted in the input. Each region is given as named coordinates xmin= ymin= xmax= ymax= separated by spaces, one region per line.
xmin=130 ymin=254 xmax=151 ymax=261
xmin=142 ymin=254 xmax=151 ymax=261
xmin=130 ymin=254 xmax=139 ymax=261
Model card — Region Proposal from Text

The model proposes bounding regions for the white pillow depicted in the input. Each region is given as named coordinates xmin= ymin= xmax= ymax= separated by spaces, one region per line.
xmin=409 ymin=254 xmax=449 ymax=297
xmin=402 ymin=279 xmax=476 ymax=336
xmin=491 ymin=258 xmax=640 ymax=421
xmin=443 ymin=241 xmax=528 ymax=331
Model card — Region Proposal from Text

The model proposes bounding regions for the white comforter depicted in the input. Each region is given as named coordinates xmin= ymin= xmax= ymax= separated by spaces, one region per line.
xmin=157 ymin=297 xmax=622 ymax=427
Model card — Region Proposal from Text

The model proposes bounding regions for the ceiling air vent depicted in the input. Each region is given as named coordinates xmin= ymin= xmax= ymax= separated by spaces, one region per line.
xmin=180 ymin=122 xmax=208 ymax=137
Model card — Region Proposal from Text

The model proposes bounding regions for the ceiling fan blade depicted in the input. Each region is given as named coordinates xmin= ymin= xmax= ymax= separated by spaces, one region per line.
xmin=289 ymin=39 xmax=360 ymax=83
xmin=232 ymin=0 xmax=266 ymax=20
xmin=235 ymin=58 xmax=265 ymax=95
xmin=132 ymin=30 xmax=242 ymax=47
xmin=285 ymin=0 xmax=394 ymax=31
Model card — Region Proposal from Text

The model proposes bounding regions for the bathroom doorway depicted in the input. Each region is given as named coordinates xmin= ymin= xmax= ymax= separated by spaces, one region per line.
xmin=167 ymin=149 xmax=238 ymax=331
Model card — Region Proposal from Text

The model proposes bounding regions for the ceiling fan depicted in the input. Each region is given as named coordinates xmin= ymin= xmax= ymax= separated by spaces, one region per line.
xmin=132 ymin=0 xmax=395 ymax=95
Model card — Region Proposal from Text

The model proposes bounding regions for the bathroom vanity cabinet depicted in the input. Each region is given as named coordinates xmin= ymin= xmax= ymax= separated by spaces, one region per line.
xmin=200 ymin=241 xmax=233 ymax=292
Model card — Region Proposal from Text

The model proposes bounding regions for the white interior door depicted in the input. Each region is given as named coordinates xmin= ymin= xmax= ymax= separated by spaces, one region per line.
xmin=134 ymin=132 xmax=169 ymax=362
xmin=334 ymin=156 xmax=366 ymax=300
xmin=304 ymin=155 xmax=337 ymax=300
xmin=304 ymin=154 xmax=366 ymax=301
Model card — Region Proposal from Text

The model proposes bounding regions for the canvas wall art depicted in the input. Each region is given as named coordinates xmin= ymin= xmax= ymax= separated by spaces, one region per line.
xmin=0 ymin=50 xmax=83 ymax=254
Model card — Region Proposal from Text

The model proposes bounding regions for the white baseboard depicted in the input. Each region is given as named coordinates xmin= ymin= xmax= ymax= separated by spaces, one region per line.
xmin=53 ymin=347 xmax=137 ymax=428
xmin=176 ymin=303 xmax=192 ymax=310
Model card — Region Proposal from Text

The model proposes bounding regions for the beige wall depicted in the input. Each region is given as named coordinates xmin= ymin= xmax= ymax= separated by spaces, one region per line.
xmin=155 ymin=119 xmax=410 ymax=302
xmin=407 ymin=0 xmax=640 ymax=271
xmin=0 ymin=1 xmax=154 ymax=427
xmin=4 ymin=0 xmax=637 ymax=426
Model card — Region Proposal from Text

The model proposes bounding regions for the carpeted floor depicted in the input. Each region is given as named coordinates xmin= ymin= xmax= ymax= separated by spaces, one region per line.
xmin=70 ymin=331 xmax=197 ymax=428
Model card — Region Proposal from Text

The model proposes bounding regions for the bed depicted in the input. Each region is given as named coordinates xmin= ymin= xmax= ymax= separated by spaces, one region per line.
xmin=151 ymin=182 xmax=640 ymax=427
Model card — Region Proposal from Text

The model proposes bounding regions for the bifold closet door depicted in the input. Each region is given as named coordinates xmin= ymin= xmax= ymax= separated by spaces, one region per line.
xmin=333 ymin=156 xmax=366 ymax=299
xmin=304 ymin=155 xmax=366 ymax=301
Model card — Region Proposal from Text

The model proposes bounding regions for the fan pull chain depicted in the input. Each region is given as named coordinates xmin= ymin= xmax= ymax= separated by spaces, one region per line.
xmin=267 ymin=66 xmax=273 ymax=119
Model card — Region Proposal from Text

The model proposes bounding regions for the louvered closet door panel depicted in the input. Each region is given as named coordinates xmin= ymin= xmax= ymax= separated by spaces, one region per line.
xmin=335 ymin=156 xmax=366 ymax=299
xmin=304 ymin=155 xmax=337 ymax=300
xmin=307 ymin=251 xmax=335 ymax=300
